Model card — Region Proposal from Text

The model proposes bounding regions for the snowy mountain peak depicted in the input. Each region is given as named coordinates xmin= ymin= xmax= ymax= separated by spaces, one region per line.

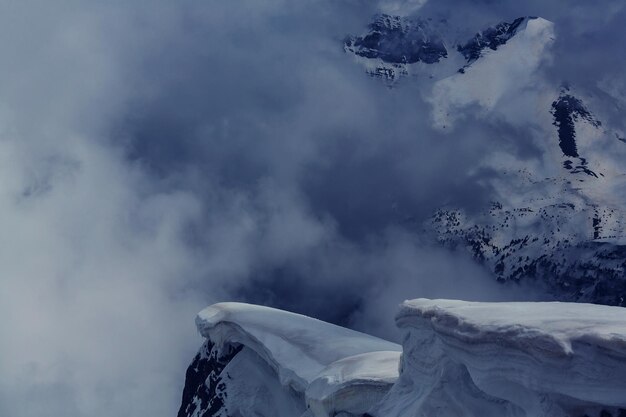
xmin=344 ymin=15 xmax=545 ymax=82
xmin=344 ymin=13 xmax=626 ymax=303
xmin=344 ymin=14 xmax=447 ymax=81
xmin=344 ymin=14 xmax=447 ymax=65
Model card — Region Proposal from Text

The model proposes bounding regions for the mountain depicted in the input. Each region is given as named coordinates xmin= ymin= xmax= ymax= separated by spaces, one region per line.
xmin=177 ymin=302 xmax=400 ymax=417
xmin=178 ymin=300 xmax=626 ymax=417
xmin=346 ymin=14 xmax=626 ymax=305
xmin=177 ymin=11 xmax=626 ymax=417
xmin=457 ymin=17 xmax=528 ymax=66
xmin=344 ymin=14 xmax=448 ymax=81
xmin=344 ymin=15 xmax=538 ymax=83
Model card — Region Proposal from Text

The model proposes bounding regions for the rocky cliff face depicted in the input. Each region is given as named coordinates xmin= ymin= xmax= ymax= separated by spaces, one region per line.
xmin=177 ymin=341 xmax=242 ymax=417
xmin=344 ymin=15 xmax=537 ymax=82
xmin=344 ymin=14 xmax=447 ymax=81
xmin=374 ymin=299 xmax=626 ymax=417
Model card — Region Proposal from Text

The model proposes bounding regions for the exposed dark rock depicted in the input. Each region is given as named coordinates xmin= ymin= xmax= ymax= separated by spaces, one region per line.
xmin=177 ymin=340 xmax=242 ymax=417
xmin=345 ymin=14 xmax=447 ymax=65
xmin=457 ymin=17 xmax=527 ymax=64
xmin=551 ymin=93 xmax=601 ymax=158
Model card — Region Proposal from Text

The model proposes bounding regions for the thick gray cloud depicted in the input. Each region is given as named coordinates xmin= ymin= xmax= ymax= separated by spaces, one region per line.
xmin=0 ymin=1 xmax=622 ymax=416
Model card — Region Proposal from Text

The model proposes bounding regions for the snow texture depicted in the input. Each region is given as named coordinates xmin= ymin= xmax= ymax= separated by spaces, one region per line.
xmin=305 ymin=351 xmax=400 ymax=417
xmin=183 ymin=300 xmax=626 ymax=417
xmin=373 ymin=299 xmax=626 ymax=417
xmin=194 ymin=302 xmax=401 ymax=417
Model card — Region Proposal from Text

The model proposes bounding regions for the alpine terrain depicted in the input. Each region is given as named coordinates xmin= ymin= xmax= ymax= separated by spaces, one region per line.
xmin=178 ymin=301 xmax=626 ymax=417
xmin=346 ymin=13 xmax=626 ymax=305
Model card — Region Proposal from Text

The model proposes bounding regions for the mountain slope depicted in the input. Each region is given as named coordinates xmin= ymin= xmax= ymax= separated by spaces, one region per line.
xmin=344 ymin=14 xmax=448 ymax=81
xmin=345 ymin=13 xmax=626 ymax=304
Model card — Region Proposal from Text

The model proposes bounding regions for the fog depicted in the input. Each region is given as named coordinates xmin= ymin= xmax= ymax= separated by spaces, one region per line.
xmin=0 ymin=1 xmax=623 ymax=416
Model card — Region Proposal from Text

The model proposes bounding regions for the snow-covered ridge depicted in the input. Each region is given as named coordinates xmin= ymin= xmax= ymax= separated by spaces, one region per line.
xmin=195 ymin=302 xmax=400 ymax=392
xmin=374 ymin=299 xmax=626 ymax=417
xmin=180 ymin=300 xmax=626 ymax=417
xmin=187 ymin=302 xmax=400 ymax=417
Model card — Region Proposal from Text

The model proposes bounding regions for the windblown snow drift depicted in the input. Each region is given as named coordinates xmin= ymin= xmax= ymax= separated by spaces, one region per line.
xmin=178 ymin=303 xmax=401 ymax=417
xmin=178 ymin=300 xmax=626 ymax=417
xmin=375 ymin=299 xmax=626 ymax=417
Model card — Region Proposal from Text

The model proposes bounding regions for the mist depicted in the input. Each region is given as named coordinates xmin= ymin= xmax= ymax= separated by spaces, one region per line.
xmin=0 ymin=1 xmax=623 ymax=416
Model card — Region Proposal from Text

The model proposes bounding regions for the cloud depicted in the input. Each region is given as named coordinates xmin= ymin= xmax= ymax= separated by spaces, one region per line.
xmin=378 ymin=0 xmax=428 ymax=15
xmin=0 ymin=1 xmax=624 ymax=416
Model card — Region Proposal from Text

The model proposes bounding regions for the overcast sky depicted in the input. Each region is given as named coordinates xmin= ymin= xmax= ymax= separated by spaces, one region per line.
xmin=0 ymin=1 xmax=625 ymax=416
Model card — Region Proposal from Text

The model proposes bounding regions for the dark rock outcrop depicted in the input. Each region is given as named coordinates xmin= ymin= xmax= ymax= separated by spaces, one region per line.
xmin=177 ymin=341 xmax=242 ymax=417
xmin=345 ymin=15 xmax=447 ymax=65
xmin=457 ymin=17 xmax=527 ymax=64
